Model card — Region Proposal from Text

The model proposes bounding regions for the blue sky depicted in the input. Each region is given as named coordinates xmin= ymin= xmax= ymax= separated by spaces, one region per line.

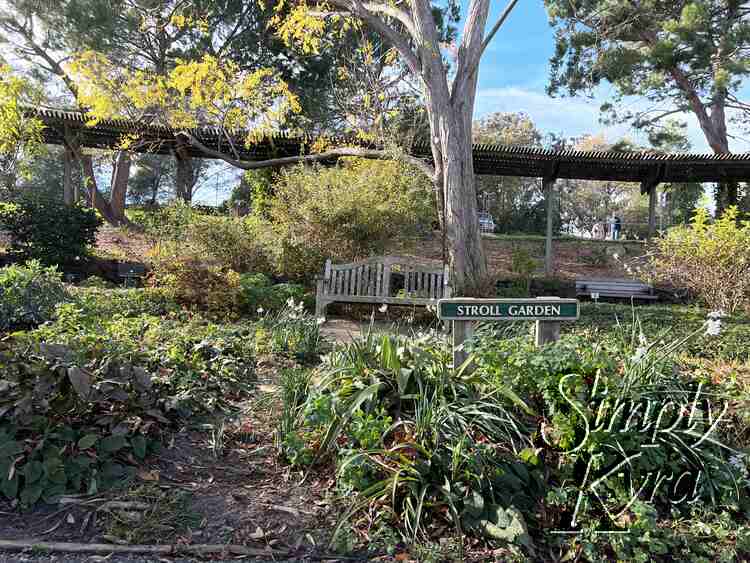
xmin=472 ymin=1 xmax=750 ymax=153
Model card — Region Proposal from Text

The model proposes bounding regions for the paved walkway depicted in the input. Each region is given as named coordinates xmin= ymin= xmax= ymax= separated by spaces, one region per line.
xmin=320 ymin=318 xmax=424 ymax=343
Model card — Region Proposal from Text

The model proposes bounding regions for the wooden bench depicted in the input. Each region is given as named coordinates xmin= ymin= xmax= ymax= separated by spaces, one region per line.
xmin=575 ymin=278 xmax=657 ymax=301
xmin=118 ymin=262 xmax=146 ymax=287
xmin=315 ymin=256 xmax=451 ymax=319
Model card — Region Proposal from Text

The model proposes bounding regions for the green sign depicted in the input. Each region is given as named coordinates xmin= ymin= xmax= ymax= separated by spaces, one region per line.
xmin=438 ymin=298 xmax=579 ymax=321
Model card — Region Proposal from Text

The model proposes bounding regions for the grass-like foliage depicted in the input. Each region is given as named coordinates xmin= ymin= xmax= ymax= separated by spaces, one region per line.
xmin=279 ymin=329 xmax=540 ymax=548
xmin=255 ymin=299 xmax=324 ymax=362
xmin=281 ymin=316 xmax=750 ymax=560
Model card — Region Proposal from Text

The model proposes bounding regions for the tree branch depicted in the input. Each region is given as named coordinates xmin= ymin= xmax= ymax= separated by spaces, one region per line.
xmin=479 ymin=0 xmax=519 ymax=60
xmin=322 ymin=0 xmax=421 ymax=75
xmin=177 ymin=131 xmax=436 ymax=179
xmin=452 ymin=0 xmax=519 ymax=105
xmin=361 ymin=2 xmax=417 ymax=39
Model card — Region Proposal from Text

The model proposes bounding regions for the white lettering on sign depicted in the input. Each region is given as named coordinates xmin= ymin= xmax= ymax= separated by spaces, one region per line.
xmin=507 ymin=304 xmax=561 ymax=316
xmin=451 ymin=303 xmax=565 ymax=318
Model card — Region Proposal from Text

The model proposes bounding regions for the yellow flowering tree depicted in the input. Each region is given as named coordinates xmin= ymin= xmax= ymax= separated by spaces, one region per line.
xmin=67 ymin=0 xmax=521 ymax=292
xmin=0 ymin=65 xmax=45 ymax=192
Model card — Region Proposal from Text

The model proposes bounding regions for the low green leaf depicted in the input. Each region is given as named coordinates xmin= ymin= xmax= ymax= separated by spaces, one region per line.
xmin=1 ymin=475 xmax=19 ymax=499
xmin=23 ymin=461 xmax=44 ymax=484
xmin=20 ymin=483 xmax=43 ymax=506
xmin=131 ymin=435 xmax=147 ymax=459
xmin=99 ymin=435 xmax=127 ymax=453
xmin=77 ymin=434 xmax=98 ymax=450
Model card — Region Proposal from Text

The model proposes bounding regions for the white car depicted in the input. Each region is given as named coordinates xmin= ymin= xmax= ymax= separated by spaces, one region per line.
xmin=478 ymin=212 xmax=496 ymax=233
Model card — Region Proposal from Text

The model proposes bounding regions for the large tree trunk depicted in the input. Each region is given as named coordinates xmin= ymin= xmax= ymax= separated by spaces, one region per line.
xmin=414 ymin=0 xmax=488 ymax=295
xmin=79 ymin=154 xmax=135 ymax=228
xmin=175 ymin=150 xmax=196 ymax=203
xmin=439 ymin=129 xmax=488 ymax=294
xmin=109 ymin=151 xmax=131 ymax=222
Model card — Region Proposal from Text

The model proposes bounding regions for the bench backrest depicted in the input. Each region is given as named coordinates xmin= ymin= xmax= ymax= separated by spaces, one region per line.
xmin=576 ymin=279 xmax=652 ymax=294
xmin=118 ymin=262 xmax=146 ymax=278
xmin=321 ymin=256 xmax=449 ymax=299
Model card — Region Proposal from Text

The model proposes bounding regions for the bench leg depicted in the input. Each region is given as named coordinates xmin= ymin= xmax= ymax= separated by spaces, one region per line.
xmin=315 ymin=299 xmax=329 ymax=321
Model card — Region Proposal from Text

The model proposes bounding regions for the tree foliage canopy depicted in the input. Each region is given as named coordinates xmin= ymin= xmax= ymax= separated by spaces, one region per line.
xmin=545 ymin=0 xmax=750 ymax=154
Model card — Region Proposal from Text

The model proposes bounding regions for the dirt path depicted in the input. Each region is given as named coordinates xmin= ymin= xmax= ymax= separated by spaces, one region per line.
xmin=0 ymin=386 xmax=347 ymax=562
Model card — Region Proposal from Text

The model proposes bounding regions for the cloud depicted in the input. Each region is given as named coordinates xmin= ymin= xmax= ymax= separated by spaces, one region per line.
xmin=475 ymin=86 xmax=631 ymax=142
xmin=474 ymin=86 xmax=750 ymax=153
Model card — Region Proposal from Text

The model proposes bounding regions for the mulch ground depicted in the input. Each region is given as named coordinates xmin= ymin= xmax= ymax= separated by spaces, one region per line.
xmin=0 ymin=358 xmax=346 ymax=562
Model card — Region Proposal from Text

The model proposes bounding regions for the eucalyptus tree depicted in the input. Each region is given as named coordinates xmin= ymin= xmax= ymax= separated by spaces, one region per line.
xmin=228 ymin=0 xmax=522 ymax=293
xmin=545 ymin=0 xmax=750 ymax=212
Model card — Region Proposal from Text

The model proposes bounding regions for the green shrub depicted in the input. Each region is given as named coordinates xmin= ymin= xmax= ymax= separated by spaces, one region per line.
xmin=128 ymin=201 xmax=197 ymax=241
xmin=239 ymin=273 xmax=307 ymax=313
xmin=650 ymin=206 xmax=750 ymax=313
xmin=78 ymin=275 xmax=116 ymax=289
xmin=510 ymin=246 xmax=537 ymax=294
xmin=187 ymin=214 xmax=272 ymax=274
xmin=0 ymin=260 xmax=68 ymax=330
xmin=469 ymin=325 xmax=748 ymax=558
xmin=280 ymin=330 xmax=540 ymax=544
xmin=69 ymin=286 xmax=179 ymax=318
xmin=570 ymin=303 xmax=750 ymax=361
xmin=0 ymin=284 xmax=258 ymax=506
xmin=148 ymin=242 xmax=243 ymax=318
xmin=26 ymin=305 xmax=256 ymax=415
xmin=265 ymin=159 xmax=434 ymax=282
xmin=0 ymin=198 xmax=101 ymax=265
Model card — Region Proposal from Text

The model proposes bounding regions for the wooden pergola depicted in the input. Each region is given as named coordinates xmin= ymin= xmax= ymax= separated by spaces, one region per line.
xmin=33 ymin=108 xmax=750 ymax=275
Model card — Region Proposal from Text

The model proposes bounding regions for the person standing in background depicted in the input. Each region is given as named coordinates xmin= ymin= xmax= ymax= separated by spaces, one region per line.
xmin=613 ymin=215 xmax=622 ymax=240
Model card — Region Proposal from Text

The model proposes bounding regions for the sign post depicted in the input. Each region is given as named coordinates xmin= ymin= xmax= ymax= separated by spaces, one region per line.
xmin=438 ymin=297 xmax=579 ymax=369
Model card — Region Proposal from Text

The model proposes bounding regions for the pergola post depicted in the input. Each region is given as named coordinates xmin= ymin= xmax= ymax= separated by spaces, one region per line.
xmin=643 ymin=181 xmax=659 ymax=240
xmin=543 ymin=176 xmax=556 ymax=276
xmin=63 ymin=146 xmax=73 ymax=205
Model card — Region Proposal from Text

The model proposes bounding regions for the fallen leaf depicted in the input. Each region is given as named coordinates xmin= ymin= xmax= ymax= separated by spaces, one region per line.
xmin=138 ymin=469 xmax=160 ymax=482
xmin=248 ymin=527 xmax=264 ymax=541
xmin=67 ymin=367 xmax=92 ymax=399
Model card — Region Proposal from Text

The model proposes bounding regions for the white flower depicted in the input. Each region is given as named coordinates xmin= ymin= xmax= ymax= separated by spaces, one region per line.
xmin=707 ymin=310 xmax=726 ymax=320
xmin=286 ymin=297 xmax=295 ymax=307
xmin=729 ymin=455 xmax=748 ymax=478
xmin=379 ymin=304 xmax=388 ymax=313
xmin=705 ymin=318 xmax=722 ymax=337
xmin=257 ymin=307 xmax=264 ymax=314
xmin=316 ymin=317 xmax=326 ymax=325
xmin=638 ymin=332 xmax=648 ymax=346
xmin=632 ymin=346 xmax=648 ymax=362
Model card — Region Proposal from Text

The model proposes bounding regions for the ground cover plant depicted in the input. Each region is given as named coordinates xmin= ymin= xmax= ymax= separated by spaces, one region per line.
xmin=0 ymin=260 xmax=68 ymax=331
xmin=2 ymin=262 xmax=749 ymax=561
xmin=278 ymin=310 xmax=750 ymax=561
